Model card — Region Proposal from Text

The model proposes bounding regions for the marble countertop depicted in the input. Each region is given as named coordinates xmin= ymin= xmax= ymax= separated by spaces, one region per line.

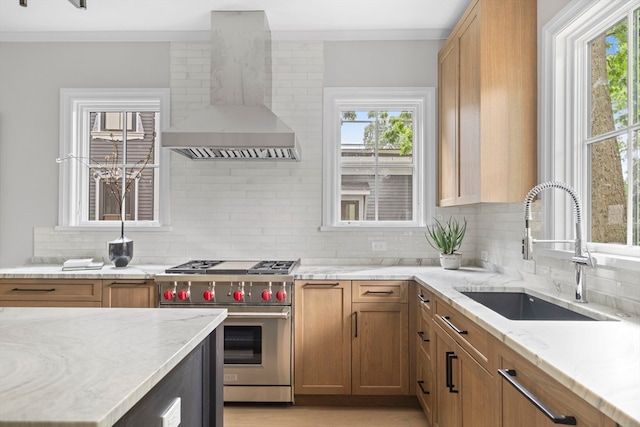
xmin=297 ymin=265 xmax=640 ymax=427
xmin=1 ymin=263 xmax=639 ymax=426
xmin=0 ymin=307 xmax=227 ymax=427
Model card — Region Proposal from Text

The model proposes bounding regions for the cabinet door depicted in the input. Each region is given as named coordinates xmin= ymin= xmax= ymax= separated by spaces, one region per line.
xmin=500 ymin=349 xmax=617 ymax=427
xmin=457 ymin=4 xmax=481 ymax=204
xmin=102 ymin=280 xmax=157 ymax=308
xmin=352 ymin=302 xmax=409 ymax=395
xmin=438 ymin=38 xmax=459 ymax=206
xmin=434 ymin=323 xmax=495 ymax=427
xmin=434 ymin=328 xmax=461 ymax=427
xmin=294 ymin=280 xmax=352 ymax=394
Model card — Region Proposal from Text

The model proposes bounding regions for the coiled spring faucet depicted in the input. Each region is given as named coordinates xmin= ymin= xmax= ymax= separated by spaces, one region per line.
xmin=523 ymin=181 xmax=595 ymax=303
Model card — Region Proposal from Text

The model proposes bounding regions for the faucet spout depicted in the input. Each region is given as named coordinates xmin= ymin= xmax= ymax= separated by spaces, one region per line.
xmin=522 ymin=181 xmax=594 ymax=303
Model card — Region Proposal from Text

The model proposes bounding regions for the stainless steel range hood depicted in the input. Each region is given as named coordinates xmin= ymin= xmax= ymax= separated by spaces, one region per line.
xmin=162 ymin=11 xmax=300 ymax=161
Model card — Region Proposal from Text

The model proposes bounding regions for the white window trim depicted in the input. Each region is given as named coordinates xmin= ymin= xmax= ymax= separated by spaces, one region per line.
xmin=322 ymin=87 xmax=436 ymax=231
xmin=540 ymin=0 xmax=640 ymax=267
xmin=57 ymin=88 xmax=171 ymax=230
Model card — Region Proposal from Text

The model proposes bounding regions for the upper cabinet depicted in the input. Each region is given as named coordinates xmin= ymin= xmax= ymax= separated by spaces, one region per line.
xmin=438 ymin=0 xmax=537 ymax=206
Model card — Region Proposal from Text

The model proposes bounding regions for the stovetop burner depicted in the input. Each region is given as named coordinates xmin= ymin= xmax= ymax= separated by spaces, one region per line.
xmin=164 ymin=260 xmax=298 ymax=275
xmin=165 ymin=260 xmax=224 ymax=274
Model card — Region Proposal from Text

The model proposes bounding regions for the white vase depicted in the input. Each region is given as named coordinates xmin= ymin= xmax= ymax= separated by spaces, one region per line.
xmin=439 ymin=253 xmax=462 ymax=270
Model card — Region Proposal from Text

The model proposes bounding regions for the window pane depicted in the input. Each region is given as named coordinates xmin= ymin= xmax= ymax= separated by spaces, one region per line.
xmin=589 ymin=17 xmax=627 ymax=138
xmin=339 ymin=109 xmax=414 ymax=222
xmin=589 ymin=134 xmax=627 ymax=244
xmin=88 ymin=111 xmax=157 ymax=222
xmin=633 ymin=129 xmax=639 ymax=246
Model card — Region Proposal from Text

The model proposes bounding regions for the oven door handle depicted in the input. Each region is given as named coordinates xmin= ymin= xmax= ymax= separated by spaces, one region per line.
xmin=227 ymin=310 xmax=290 ymax=320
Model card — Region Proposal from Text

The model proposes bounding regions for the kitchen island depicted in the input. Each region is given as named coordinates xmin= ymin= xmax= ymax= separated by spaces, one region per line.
xmin=0 ymin=307 xmax=226 ymax=426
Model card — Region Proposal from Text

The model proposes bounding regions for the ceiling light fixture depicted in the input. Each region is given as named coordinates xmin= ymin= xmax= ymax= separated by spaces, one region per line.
xmin=18 ymin=0 xmax=86 ymax=8
xmin=68 ymin=0 xmax=87 ymax=9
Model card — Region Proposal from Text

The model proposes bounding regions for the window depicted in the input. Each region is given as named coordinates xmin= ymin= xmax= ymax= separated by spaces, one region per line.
xmin=58 ymin=89 xmax=170 ymax=228
xmin=541 ymin=0 xmax=640 ymax=258
xmin=322 ymin=88 xmax=436 ymax=229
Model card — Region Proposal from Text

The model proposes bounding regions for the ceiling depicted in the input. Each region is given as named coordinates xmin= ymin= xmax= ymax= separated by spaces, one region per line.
xmin=0 ymin=0 xmax=472 ymax=41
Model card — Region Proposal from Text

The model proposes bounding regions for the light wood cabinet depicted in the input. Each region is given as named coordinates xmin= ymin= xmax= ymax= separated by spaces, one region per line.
xmin=499 ymin=345 xmax=617 ymax=427
xmin=294 ymin=280 xmax=352 ymax=395
xmin=294 ymin=280 xmax=410 ymax=396
xmin=0 ymin=279 xmax=102 ymax=307
xmin=102 ymin=279 xmax=157 ymax=308
xmin=415 ymin=288 xmax=434 ymax=423
xmin=438 ymin=0 xmax=537 ymax=206
xmin=433 ymin=302 xmax=497 ymax=427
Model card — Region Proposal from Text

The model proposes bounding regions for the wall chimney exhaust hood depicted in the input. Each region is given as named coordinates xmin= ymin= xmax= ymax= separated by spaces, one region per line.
xmin=162 ymin=11 xmax=300 ymax=161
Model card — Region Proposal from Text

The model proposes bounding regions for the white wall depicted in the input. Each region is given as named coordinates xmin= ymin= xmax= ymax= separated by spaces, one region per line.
xmin=0 ymin=42 xmax=170 ymax=267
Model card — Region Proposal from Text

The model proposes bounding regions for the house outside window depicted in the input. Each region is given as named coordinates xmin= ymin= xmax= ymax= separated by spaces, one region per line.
xmin=542 ymin=0 xmax=639 ymax=259
xmin=58 ymin=89 xmax=170 ymax=228
xmin=322 ymin=88 xmax=436 ymax=230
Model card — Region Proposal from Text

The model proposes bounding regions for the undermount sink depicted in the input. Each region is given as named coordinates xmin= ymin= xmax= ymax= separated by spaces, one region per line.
xmin=461 ymin=291 xmax=600 ymax=321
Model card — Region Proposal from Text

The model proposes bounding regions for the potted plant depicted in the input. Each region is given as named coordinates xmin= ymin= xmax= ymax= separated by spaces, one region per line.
xmin=425 ymin=217 xmax=467 ymax=269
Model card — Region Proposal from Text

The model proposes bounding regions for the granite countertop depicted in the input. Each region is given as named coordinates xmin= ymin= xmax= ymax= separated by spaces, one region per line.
xmin=0 ymin=307 xmax=227 ymax=427
xmin=1 ymin=263 xmax=639 ymax=426
xmin=297 ymin=265 xmax=640 ymax=427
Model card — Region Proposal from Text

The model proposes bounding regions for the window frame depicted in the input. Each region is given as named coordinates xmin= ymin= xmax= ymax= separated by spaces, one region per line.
xmin=58 ymin=88 xmax=171 ymax=229
xmin=322 ymin=87 xmax=436 ymax=230
xmin=540 ymin=0 xmax=640 ymax=265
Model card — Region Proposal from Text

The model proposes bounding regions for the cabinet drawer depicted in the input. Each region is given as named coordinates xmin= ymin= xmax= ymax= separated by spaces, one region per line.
xmin=0 ymin=279 xmax=102 ymax=303
xmin=435 ymin=298 xmax=489 ymax=368
xmin=416 ymin=350 xmax=434 ymax=424
xmin=499 ymin=346 xmax=617 ymax=427
xmin=352 ymin=281 xmax=408 ymax=303
xmin=417 ymin=286 xmax=433 ymax=315
xmin=417 ymin=303 xmax=432 ymax=364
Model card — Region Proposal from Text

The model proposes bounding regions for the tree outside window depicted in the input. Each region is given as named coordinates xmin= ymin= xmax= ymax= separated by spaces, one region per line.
xmin=588 ymin=8 xmax=639 ymax=246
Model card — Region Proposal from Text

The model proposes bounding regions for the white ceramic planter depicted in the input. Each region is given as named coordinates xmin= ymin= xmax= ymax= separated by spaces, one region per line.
xmin=439 ymin=253 xmax=462 ymax=270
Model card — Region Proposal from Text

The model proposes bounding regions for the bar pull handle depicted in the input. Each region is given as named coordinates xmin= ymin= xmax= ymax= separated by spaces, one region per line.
xmin=440 ymin=315 xmax=468 ymax=335
xmin=417 ymin=331 xmax=430 ymax=342
xmin=227 ymin=310 xmax=290 ymax=320
xmin=364 ymin=290 xmax=394 ymax=295
xmin=12 ymin=287 xmax=56 ymax=292
xmin=445 ymin=351 xmax=459 ymax=393
xmin=303 ymin=282 xmax=339 ymax=287
xmin=418 ymin=293 xmax=430 ymax=304
xmin=353 ymin=311 xmax=358 ymax=338
xmin=498 ymin=369 xmax=577 ymax=425
xmin=108 ymin=281 xmax=147 ymax=286
xmin=417 ymin=380 xmax=430 ymax=395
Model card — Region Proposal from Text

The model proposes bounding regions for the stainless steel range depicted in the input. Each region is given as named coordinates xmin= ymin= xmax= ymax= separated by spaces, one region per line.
xmin=155 ymin=260 xmax=298 ymax=403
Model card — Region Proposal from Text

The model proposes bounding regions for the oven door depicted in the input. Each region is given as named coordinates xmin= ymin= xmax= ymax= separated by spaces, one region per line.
xmin=223 ymin=305 xmax=291 ymax=388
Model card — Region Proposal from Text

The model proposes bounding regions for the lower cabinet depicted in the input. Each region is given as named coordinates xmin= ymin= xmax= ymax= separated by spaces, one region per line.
xmin=0 ymin=278 xmax=157 ymax=308
xmin=102 ymin=279 xmax=158 ymax=308
xmin=416 ymin=283 xmax=620 ymax=427
xmin=499 ymin=345 xmax=617 ymax=427
xmin=294 ymin=280 xmax=410 ymax=396
xmin=433 ymin=323 xmax=496 ymax=427
xmin=0 ymin=279 xmax=102 ymax=307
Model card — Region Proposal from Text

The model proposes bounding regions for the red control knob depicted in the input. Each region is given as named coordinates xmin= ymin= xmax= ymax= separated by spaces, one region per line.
xmin=177 ymin=289 xmax=189 ymax=300
xmin=261 ymin=290 xmax=272 ymax=301
xmin=276 ymin=290 xmax=287 ymax=301
xmin=233 ymin=290 xmax=244 ymax=301
xmin=163 ymin=289 xmax=175 ymax=300
xmin=203 ymin=290 xmax=215 ymax=301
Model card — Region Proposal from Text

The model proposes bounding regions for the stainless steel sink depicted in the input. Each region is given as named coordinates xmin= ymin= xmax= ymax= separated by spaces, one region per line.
xmin=460 ymin=291 xmax=599 ymax=321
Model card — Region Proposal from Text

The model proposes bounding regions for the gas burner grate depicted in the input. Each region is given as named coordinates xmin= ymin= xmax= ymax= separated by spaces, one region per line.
xmin=165 ymin=260 xmax=223 ymax=274
xmin=248 ymin=260 xmax=297 ymax=275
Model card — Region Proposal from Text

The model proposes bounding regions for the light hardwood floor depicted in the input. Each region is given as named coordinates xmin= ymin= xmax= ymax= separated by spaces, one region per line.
xmin=224 ymin=404 xmax=430 ymax=427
